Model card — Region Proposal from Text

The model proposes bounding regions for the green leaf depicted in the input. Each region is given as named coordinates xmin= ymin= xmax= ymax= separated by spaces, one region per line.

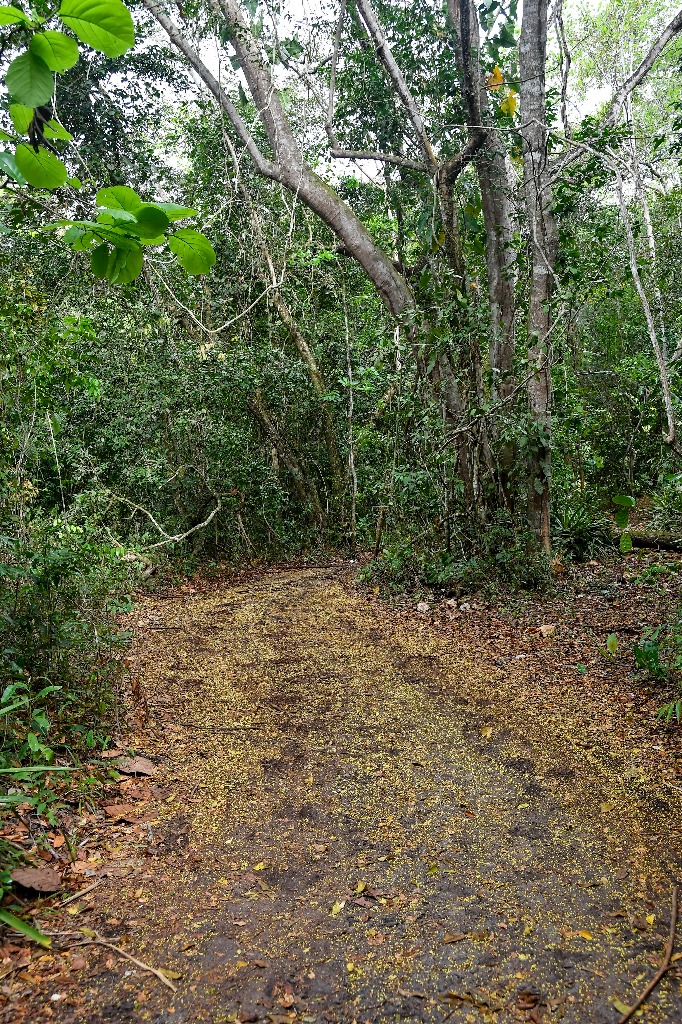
xmin=59 ymin=0 xmax=134 ymax=59
xmin=30 ymin=30 xmax=79 ymax=72
xmin=168 ymin=228 xmax=216 ymax=275
xmin=0 ymin=150 xmax=26 ymax=183
xmin=90 ymin=241 xmax=109 ymax=277
xmin=10 ymin=103 xmax=33 ymax=135
xmin=5 ymin=51 xmax=54 ymax=107
xmin=614 ymin=508 xmax=630 ymax=529
xmin=620 ymin=532 xmax=633 ymax=554
xmin=612 ymin=494 xmax=636 ymax=507
xmin=0 ymin=910 xmax=51 ymax=948
xmin=43 ymin=118 xmax=73 ymax=141
xmin=131 ymin=204 xmax=169 ymax=238
xmin=96 ymin=184 xmax=141 ymax=211
xmin=96 ymin=206 xmax=137 ymax=224
xmin=106 ymin=245 xmax=143 ymax=283
xmin=66 ymin=175 xmax=82 ymax=187
xmin=0 ymin=5 xmax=33 ymax=26
xmin=15 ymin=144 xmax=67 ymax=188
xmin=606 ymin=633 xmax=618 ymax=655
xmin=150 ymin=201 xmax=198 ymax=221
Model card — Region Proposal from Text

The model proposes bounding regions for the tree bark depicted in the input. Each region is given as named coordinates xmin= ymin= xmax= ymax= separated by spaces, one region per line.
xmin=246 ymin=389 xmax=325 ymax=529
xmin=519 ymin=0 xmax=557 ymax=551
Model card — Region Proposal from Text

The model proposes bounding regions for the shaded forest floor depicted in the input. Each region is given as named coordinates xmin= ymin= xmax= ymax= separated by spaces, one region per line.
xmin=3 ymin=556 xmax=682 ymax=1023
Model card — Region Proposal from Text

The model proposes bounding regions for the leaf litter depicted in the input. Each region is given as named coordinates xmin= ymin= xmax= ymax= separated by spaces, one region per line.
xmin=2 ymin=559 xmax=681 ymax=1022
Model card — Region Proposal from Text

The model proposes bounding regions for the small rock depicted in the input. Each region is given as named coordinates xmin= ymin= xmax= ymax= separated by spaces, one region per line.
xmin=416 ymin=602 xmax=430 ymax=614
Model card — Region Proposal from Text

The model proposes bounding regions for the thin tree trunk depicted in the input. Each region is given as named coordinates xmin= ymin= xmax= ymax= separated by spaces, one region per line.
xmin=519 ymin=0 xmax=557 ymax=551
xmin=613 ymin=169 xmax=677 ymax=448
xmin=246 ymin=389 xmax=325 ymax=529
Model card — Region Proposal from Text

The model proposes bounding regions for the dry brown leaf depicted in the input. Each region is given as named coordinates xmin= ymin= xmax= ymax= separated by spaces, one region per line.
xmin=443 ymin=932 xmax=467 ymax=943
xmin=10 ymin=866 xmax=62 ymax=893
xmin=104 ymin=803 xmax=149 ymax=822
xmin=115 ymin=756 xmax=156 ymax=776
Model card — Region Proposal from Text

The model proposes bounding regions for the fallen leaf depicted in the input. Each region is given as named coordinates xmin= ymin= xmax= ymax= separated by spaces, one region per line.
xmin=103 ymin=803 xmax=149 ymax=822
xmin=115 ymin=756 xmax=156 ymax=776
xmin=600 ymin=802 xmax=615 ymax=813
xmin=578 ymin=930 xmax=593 ymax=940
xmin=10 ymin=867 xmax=62 ymax=893
xmin=355 ymin=880 xmax=367 ymax=893
xmin=539 ymin=624 xmax=555 ymax=637
xmin=70 ymin=956 xmax=87 ymax=970
xmin=443 ymin=932 xmax=467 ymax=943
xmin=611 ymin=997 xmax=632 ymax=1015
xmin=481 ymin=726 xmax=493 ymax=739
xmin=331 ymin=901 xmax=345 ymax=917
xmin=158 ymin=968 xmax=183 ymax=980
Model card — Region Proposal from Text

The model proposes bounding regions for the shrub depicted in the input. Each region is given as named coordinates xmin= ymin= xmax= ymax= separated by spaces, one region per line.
xmin=650 ymin=474 xmax=682 ymax=533
xmin=551 ymin=494 xmax=613 ymax=561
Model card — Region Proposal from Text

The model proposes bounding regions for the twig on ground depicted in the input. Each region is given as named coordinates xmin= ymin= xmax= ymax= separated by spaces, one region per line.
xmin=70 ymin=936 xmax=178 ymax=992
xmin=58 ymin=879 xmax=104 ymax=907
xmin=618 ymin=884 xmax=679 ymax=1023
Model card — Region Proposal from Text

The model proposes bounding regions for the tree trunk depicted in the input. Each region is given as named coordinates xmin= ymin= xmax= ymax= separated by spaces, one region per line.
xmin=246 ymin=389 xmax=325 ymax=530
xmin=519 ymin=0 xmax=557 ymax=551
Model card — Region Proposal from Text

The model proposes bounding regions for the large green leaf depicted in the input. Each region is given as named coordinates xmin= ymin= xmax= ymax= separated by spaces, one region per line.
xmin=106 ymin=245 xmax=143 ymax=284
xmin=613 ymin=508 xmax=629 ymax=529
xmin=96 ymin=184 xmax=141 ymax=211
xmin=132 ymin=204 xmax=169 ymax=239
xmin=43 ymin=117 xmax=73 ymax=141
xmin=612 ymin=494 xmax=636 ymax=507
xmin=90 ymin=241 xmax=109 ymax=277
xmin=5 ymin=52 xmax=54 ymax=107
xmin=0 ymin=910 xmax=51 ymax=948
xmin=0 ymin=5 xmax=32 ymax=26
xmin=9 ymin=103 xmax=33 ymax=135
xmin=59 ymin=0 xmax=134 ymax=59
xmin=168 ymin=229 xmax=216 ymax=275
xmin=15 ymin=144 xmax=67 ymax=188
xmin=30 ymin=30 xmax=80 ymax=73
xmin=620 ymin=532 xmax=633 ymax=554
xmin=151 ymin=201 xmax=198 ymax=221
xmin=0 ymin=150 xmax=27 ymax=183
xmin=96 ymin=206 xmax=137 ymax=224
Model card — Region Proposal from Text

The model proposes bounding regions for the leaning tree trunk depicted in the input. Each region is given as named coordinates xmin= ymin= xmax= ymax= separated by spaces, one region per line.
xmin=519 ymin=0 xmax=558 ymax=551
xmin=246 ymin=390 xmax=325 ymax=530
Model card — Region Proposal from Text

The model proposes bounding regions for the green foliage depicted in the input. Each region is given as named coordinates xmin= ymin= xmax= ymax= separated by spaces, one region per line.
xmin=53 ymin=185 xmax=214 ymax=283
xmin=650 ymin=473 xmax=682 ymax=532
xmin=612 ymin=494 xmax=635 ymax=553
xmin=59 ymin=0 xmax=134 ymax=59
xmin=551 ymin=495 xmax=613 ymax=561
xmin=633 ymin=607 xmax=682 ymax=724
xmin=362 ymin=513 xmax=551 ymax=596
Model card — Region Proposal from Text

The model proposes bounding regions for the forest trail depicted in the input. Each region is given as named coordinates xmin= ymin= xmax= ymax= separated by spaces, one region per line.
xmin=71 ymin=567 xmax=681 ymax=1024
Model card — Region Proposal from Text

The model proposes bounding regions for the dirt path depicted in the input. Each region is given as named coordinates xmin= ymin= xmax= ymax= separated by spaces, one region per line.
xmin=56 ymin=567 xmax=682 ymax=1023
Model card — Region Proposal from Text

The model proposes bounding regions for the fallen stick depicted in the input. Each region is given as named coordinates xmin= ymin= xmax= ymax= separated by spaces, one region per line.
xmin=59 ymin=880 xmax=104 ymax=907
xmin=619 ymin=885 xmax=679 ymax=1023
xmin=70 ymin=937 xmax=177 ymax=993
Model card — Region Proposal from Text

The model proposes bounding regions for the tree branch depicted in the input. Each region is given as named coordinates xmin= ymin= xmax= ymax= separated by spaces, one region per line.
xmin=140 ymin=0 xmax=279 ymax=179
xmin=330 ymin=147 xmax=427 ymax=171
xmin=605 ymin=8 xmax=682 ymax=127
xmin=354 ymin=0 xmax=438 ymax=171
